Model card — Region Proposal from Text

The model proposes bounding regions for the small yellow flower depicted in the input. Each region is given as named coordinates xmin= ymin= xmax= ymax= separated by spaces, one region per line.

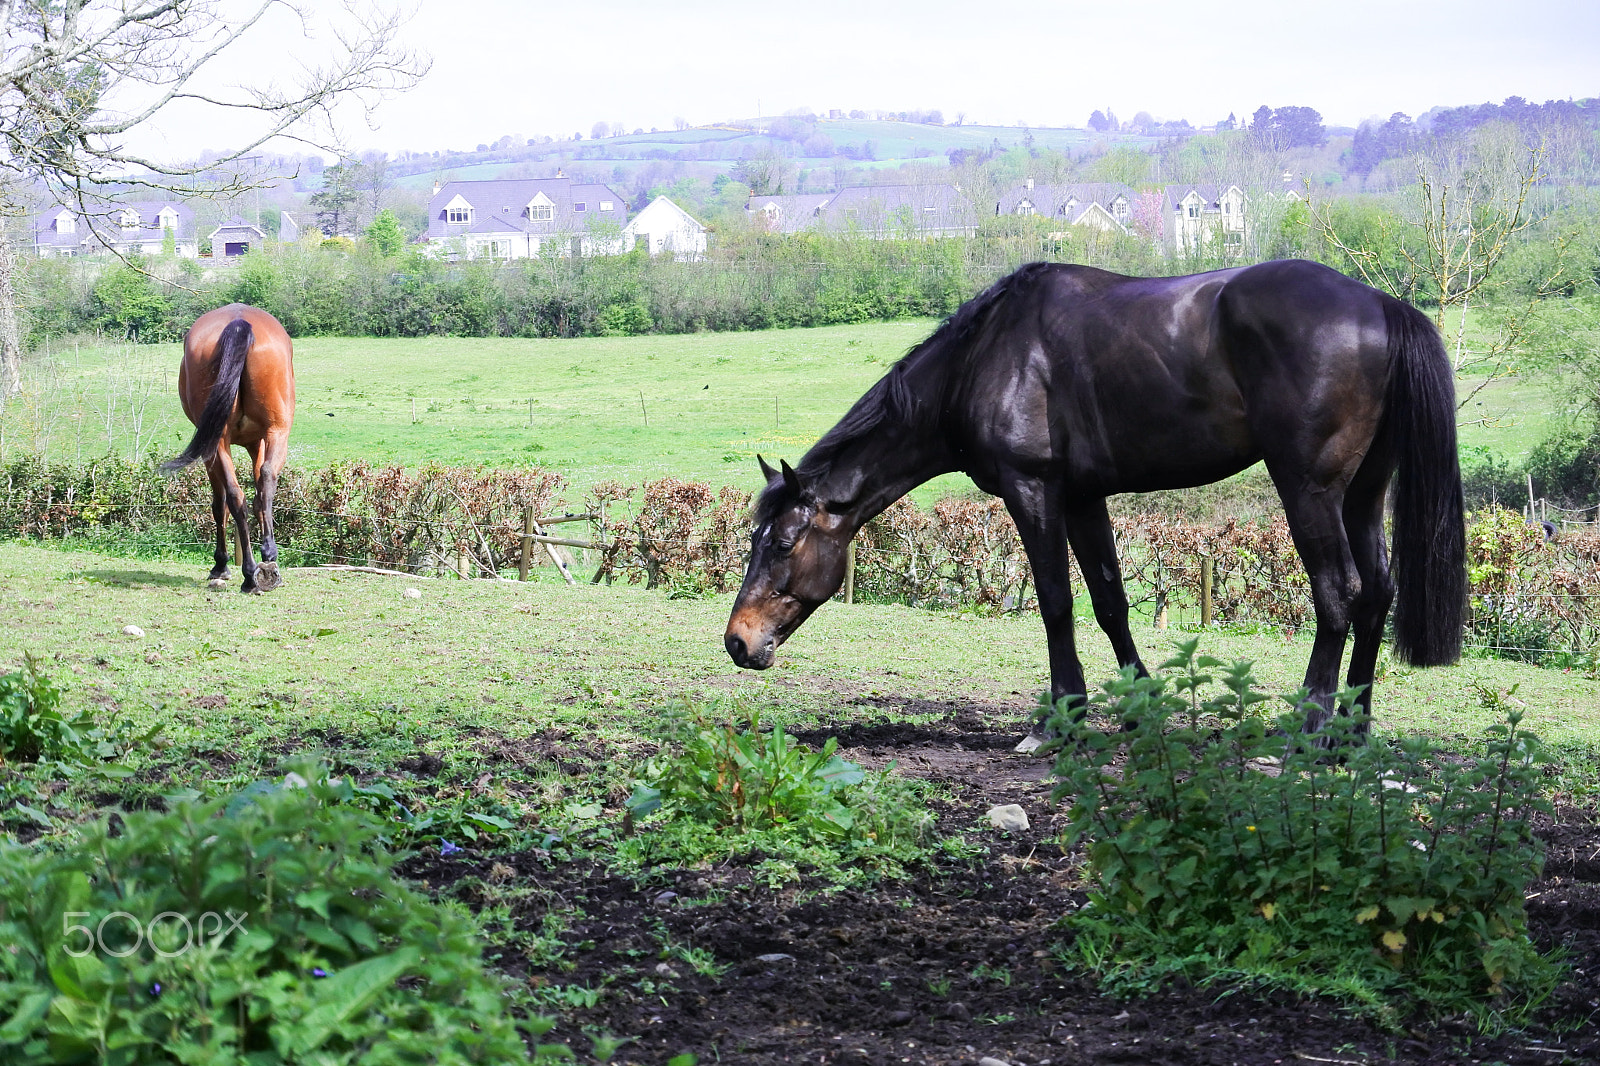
xmin=1246 ymin=825 xmax=1257 ymax=832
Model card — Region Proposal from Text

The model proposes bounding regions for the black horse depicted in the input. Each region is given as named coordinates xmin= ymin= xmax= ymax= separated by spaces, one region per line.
xmin=725 ymin=259 xmax=1466 ymax=740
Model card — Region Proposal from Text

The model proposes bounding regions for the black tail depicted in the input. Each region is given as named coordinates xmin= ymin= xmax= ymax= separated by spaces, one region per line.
xmin=1385 ymin=298 xmax=1465 ymax=666
xmin=161 ymin=318 xmax=252 ymax=474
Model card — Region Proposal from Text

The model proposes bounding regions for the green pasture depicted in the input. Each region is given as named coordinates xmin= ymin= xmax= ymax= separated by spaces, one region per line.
xmin=9 ymin=321 xmax=984 ymax=501
xmin=2 ymin=541 xmax=1597 ymax=780
xmin=4 ymin=314 xmax=1555 ymax=506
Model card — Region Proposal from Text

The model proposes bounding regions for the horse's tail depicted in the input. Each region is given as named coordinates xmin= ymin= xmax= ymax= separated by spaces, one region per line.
xmin=1385 ymin=297 xmax=1465 ymax=666
xmin=161 ymin=317 xmax=253 ymax=474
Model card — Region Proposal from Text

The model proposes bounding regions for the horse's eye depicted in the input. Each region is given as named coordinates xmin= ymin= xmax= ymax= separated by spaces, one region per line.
xmin=774 ymin=537 xmax=795 ymax=553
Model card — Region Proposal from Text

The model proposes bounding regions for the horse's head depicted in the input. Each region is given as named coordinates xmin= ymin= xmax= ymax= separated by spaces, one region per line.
xmin=725 ymin=456 xmax=853 ymax=670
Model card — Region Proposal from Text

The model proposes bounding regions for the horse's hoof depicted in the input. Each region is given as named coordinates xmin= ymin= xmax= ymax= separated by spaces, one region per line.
xmin=255 ymin=563 xmax=282 ymax=592
xmin=1013 ymin=733 xmax=1047 ymax=754
xmin=240 ymin=579 xmax=261 ymax=595
xmin=206 ymin=577 xmax=229 ymax=589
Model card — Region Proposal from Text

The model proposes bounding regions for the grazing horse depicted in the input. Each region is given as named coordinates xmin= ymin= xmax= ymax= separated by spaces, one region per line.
xmin=725 ymin=260 xmax=1466 ymax=740
xmin=162 ymin=304 xmax=295 ymax=594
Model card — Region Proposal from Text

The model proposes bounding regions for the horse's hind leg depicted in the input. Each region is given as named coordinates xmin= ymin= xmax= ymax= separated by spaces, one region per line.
xmin=209 ymin=448 xmax=260 ymax=594
xmin=1275 ymin=485 xmax=1361 ymax=737
xmin=1342 ymin=472 xmax=1397 ymax=741
xmin=250 ymin=430 xmax=288 ymax=592
xmin=206 ymin=463 xmax=231 ymax=582
xmin=1064 ymin=497 xmax=1148 ymax=680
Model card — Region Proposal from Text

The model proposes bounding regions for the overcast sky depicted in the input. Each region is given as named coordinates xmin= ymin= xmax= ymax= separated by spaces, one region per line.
xmin=138 ymin=0 xmax=1600 ymax=160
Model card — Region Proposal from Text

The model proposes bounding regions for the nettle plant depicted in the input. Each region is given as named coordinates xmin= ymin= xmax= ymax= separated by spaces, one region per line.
xmin=623 ymin=702 xmax=935 ymax=879
xmin=0 ymin=768 xmax=566 ymax=1065
xmin=1049 ymin=640 xmax=1556 ymax=1020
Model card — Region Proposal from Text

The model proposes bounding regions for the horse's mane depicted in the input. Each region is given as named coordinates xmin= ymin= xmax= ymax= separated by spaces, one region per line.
xmin=753 ymin=261 xmax=1056 ymax=524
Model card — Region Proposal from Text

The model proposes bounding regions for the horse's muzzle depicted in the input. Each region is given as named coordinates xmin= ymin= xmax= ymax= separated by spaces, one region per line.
xmin=725 ymin=631 xmax=775 ymax=670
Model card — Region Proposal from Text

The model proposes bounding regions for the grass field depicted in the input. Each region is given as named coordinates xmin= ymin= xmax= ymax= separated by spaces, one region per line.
xmin=10 ymin=321 xmax=990 ymax=502
xmin=4 ymin=540 xmax=1597 ymax=764
xmin=5 ymin=313 xmax=1560 ymax=504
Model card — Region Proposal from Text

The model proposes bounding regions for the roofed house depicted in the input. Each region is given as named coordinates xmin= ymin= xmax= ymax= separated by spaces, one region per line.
xmin=1162 ymin=184 xmax=1249 ymax=254
xmin=33 ymin=200 xmax=198 ymax=257
xmin=746 ymin=185 xmax=976 ymax=239
xmin=748 ymin=193 xmax=836 ymax=234
xmin=624 ymin=197 xmax=707 ymax=260
xmin=818 ymin=185 xmax=975 ymax=238
xmin=995 ymin=180 xmax=1134 ymax=233
xmin=209 ymin=216 xmax=266 ymax=257
xmin=421 ymin=176 xmax=630 ymax=259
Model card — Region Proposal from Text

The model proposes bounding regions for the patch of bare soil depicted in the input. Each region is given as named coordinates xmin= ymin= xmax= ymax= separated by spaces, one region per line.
xmin=402 ymin=705 xmax=1600 ymax=1066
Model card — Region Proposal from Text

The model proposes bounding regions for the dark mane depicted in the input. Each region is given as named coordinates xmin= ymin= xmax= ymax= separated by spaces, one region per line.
xmin=752 ymin=263 xmax=1057 ymax=525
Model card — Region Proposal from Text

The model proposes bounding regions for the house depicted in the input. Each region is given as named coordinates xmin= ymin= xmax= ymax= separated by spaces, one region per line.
xmin=280 ymin=211 xmax=300 ymax=243
xmin=748 ymin=193 xmax=836 ymax=234
xmin=419 ymin=176 xmax=630 ymax=259
xmin=995 ymin=180 xmax=1134 ymax=233
xmin=32 ymin=200 xmax=198 ymax=257
xmin=746 ymin=184 xmax=976 ymax=239
xmin=623 ymin=196 xmax=707 ymax=260
xmin=1161 ymin=184 xmax=1249 ymax=254
xmin=209 ymin=216 xmax=266 ymax=257
xmin=817 ymin=185 xmax=975 ymax=238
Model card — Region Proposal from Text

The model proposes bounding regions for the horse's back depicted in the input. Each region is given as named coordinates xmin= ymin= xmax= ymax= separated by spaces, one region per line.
xmin=179 ymin=304 xmax=294 ymax=443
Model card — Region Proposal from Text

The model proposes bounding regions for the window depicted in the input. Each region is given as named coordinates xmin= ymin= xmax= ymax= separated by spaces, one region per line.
xmin=529 ymin=204 xmax=553 ymax=221
xmin=119 ymin=209 xmax=141 ymax=230
xmin=55 ymin=214 xmax=76 ymax=234
xmin=158 ymin=209 xmax=178 ymax=230
xmin=600 ymin=200 xmax=614 ymax=211
xmin=573 ymin=202 xmax=587 ymax=212
xmin=1112 ymin=200 xmax=1128 ymax=221
xmin=1187 ymin=203 xmax=1200 ymax=218
xmin=447 ymin=205 xmax=470 ymax=223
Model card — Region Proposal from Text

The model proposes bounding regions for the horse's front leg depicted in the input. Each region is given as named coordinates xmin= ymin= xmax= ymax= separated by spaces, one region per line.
xmin=1000 ymin=476 xmax=1085 ymax=744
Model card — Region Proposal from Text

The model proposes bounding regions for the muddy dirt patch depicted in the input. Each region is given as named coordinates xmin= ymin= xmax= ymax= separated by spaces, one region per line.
xmin=404 ymin=712 xmax=1600 ymax=1066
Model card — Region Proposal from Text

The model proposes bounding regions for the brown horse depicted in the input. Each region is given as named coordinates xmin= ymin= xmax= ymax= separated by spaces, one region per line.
xmin=162 ymin=304 xmax=295 ymax=594
xmin=725 ymin=260 xmax=1466 ymax=743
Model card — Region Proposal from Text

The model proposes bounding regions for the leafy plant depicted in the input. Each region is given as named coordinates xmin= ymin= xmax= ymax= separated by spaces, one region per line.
xmin=1049 ymin=639 xmax=1558 ymax=1024
xmin=0 ymin=653 xmax=156 ymax=770
xmin=620 ymin=701 xmax=934 ymax=880
xmin=0 ymin=766 xmax=569 ymax=1063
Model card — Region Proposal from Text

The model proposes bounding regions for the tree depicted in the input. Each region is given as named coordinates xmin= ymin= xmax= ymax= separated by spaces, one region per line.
xmin=591 ymin=121 xmax=610 ymax=141
xmin=364 ymin=209 xmax=404 ymax=258
xmin=0 ymin=1 xmax=428 ymax=395
xmin=309 ymin=162 xmax=362 ymax=237
xmin=1313 ymin=124 xmax=1556 ymax=412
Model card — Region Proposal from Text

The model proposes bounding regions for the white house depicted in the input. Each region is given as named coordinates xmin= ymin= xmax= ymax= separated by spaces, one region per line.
xmin=33 ymin=200 xmax=198 ymax=257
xmin=623 ymin=197 xmax=707 ymax=260
xmin=420 ymin=176 xmax=630 ymax=260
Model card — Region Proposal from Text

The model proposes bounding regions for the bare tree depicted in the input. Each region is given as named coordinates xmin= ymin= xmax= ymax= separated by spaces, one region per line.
xmin=1312 ymin=124 xmax=1556 ymax=414
xmin=0 ymin=0 xmax=429 ymax=395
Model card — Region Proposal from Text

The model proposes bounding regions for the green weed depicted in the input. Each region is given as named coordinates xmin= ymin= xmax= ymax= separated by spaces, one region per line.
xmin=0 ymin=653 xmax=157 ymax=771
xmin=1049 ymin=639 xmax=1560 ymax=1025
xmin=618 ymin=701 xmax=936 ymax=881
xmin=0 ymin=766 xmax=567 ymax=1063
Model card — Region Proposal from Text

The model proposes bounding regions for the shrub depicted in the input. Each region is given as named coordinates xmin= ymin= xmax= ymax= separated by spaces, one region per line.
xmin=1048 ymin=640 xmax=1558 ymax=1023
xmin=621 ymin=702 xmax=936 ymax=880
xmin=0 ymin=771 xmax=566 ymax=1063
xmin=0 ymin=653 xmax=154 ymax=769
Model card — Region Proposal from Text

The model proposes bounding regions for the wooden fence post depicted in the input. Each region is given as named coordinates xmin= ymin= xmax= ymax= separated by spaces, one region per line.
xmin=843 ymin=541 xmax=856 ymax=604
xmin=1200 ymin=556 xmax=1214 ymax=628
xmin=518 ymin=505 xmax=534 ymax=582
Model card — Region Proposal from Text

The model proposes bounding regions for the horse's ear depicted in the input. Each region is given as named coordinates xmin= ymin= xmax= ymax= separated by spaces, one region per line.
xmin=757 ymin=454 xmax=778 ymax=482
xmin=780 ymin=459 xmax=803 ymax=495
